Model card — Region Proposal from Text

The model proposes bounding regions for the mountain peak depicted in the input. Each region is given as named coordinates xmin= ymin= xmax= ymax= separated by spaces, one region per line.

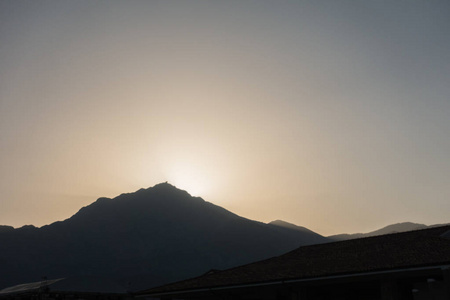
xmin=69 ymin=182 xmax=202 ymax=223
xmin=268 ymin=220 xmax=325 ymax=240
xmin=0 ymin=183 xmax=328 ymax=290
xmin=269 ymin=220 xmax=310 ymax=231
xmin=269 ymin=220 xmax=294 ymax=226
xmin=327 ymin=222 xmax=432 ymax=241
xmin=152 ymin=181 xmax=177 ymax=189
xmin=142 ymin=182 xmax=192 ymax=196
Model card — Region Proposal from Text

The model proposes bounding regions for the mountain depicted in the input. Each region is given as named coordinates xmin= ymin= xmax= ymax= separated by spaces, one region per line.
xmin=0 ymin=225 xmax=14 ymax=233
xmin=0 ymin=183 xmax=327 ymax=291
xmin=268 ymin=220 xmax=324 ymax=240
xmin=327 ymin=222 xmax=447 ymax=241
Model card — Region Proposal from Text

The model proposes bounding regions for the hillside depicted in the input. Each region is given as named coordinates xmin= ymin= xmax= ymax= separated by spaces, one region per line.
xmin=0 ymin=183 xmax=327 ymax=291
xmin=327 ymin=222 xmax=442 ymax=241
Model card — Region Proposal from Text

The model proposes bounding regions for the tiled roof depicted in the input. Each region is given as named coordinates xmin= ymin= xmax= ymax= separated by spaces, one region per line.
xmin=138 ymin=225 xmax=450 ymax=296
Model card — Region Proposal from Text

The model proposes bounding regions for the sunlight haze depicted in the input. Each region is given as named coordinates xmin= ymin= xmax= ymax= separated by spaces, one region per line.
xmin=1 ymin=1 xmax=449 ymax=235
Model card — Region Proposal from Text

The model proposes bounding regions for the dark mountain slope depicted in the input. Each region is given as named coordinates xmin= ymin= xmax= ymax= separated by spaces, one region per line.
xmin=327 ymin=222 xmax=449 ymax=241
xmin=0 ymin=183 xmax=328 ymax=290
xmin=268 ymin=219 xmax=324 ymax=244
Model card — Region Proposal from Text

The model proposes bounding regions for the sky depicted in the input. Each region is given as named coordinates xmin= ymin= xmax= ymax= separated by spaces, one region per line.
xmin=1 ymin=1 xmax=449 ymax=236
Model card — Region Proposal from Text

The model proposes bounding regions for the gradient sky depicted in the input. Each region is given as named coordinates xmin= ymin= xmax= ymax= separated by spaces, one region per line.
xmin=1 ymin=1 xmax=449 ymax=235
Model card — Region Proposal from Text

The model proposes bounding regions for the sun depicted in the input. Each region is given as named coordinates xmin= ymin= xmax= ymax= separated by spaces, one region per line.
xmin=165 ymin=163 xmax=212 ymax=197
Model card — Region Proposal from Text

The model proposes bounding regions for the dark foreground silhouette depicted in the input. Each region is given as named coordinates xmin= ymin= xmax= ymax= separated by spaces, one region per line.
xmin=0 ymin=183 xmax=327 ymax=291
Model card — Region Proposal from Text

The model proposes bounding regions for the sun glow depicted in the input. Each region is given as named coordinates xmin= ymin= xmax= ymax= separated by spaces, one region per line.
xmin=163 ymin=160 xmax=214 ymax=197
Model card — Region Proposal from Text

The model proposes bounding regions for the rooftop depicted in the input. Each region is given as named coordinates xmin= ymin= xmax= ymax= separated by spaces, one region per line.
xmin=138 ymin=225 xmax=450 ymax=296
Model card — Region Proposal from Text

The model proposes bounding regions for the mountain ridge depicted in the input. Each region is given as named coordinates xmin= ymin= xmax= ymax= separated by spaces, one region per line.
xmin=326 ymin=221 xmax=450 ymax=241
xmin=2 ymin=183 xmax=446 ymax=291
xmin=0 ymin=183 xmax=327 ymax=291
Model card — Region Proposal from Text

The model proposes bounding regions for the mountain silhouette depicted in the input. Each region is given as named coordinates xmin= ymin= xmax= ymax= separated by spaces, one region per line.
xmin=268 ymin=220 xmax=324 ymax=238
xmin=327 ymin=222 xmax=449 ymax=241
xmin=0 ymin=183 xmax=327 ymax=291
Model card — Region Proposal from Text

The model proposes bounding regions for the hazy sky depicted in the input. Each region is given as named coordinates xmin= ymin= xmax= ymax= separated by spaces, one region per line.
xmin=1 ymin=1 xmax=449 ymax=235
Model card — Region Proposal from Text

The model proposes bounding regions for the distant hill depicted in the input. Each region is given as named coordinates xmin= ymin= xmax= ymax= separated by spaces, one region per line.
xmin=0 ymin=183 xmax=328 ymax=291
xmin=327 ymin=222 xmax=449 ymax=241
xmin=0 ymin=225 xmax=14 ymax=233
xmin=268 ymin=220 xmax=324 ymax=239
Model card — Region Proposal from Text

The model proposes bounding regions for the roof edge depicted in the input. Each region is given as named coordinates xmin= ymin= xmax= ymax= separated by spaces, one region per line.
xmin=137 ymin=264 xmax=450 ymax=297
